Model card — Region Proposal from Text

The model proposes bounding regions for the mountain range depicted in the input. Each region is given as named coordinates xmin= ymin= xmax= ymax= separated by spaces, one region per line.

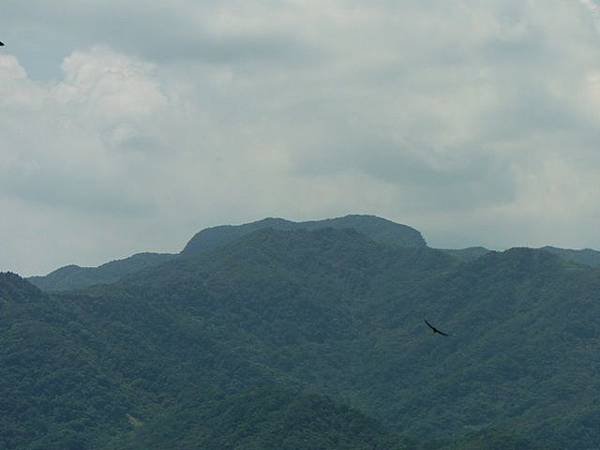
xmin=3 ymin=214 xmax=600 ymax=449
xmin=28 ymin=215 xmax=600 ymax=292
xmin=28 ymin=215 xmax=426 ymax=292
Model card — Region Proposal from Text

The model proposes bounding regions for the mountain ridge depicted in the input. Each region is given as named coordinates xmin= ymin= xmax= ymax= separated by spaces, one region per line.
xmin=28 ymin=215 xmax=600 ymax=293
xmin=181 ymin=214 xmax=427 ymax=255
xmin=28 ymin=252 xmax=176 ymax=292
xmin=4 ymin=225 xmax=600 ymax=448
xmin=28 ymin=215 xmax=427 ymax=292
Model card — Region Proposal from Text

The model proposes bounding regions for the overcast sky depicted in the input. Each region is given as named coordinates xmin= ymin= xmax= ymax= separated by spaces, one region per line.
xmin=2 ymin=0 xmax=600 ymax=275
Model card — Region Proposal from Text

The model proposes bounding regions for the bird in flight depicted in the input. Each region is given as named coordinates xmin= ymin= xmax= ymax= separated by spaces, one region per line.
xmin=0 ymin=42 xmax=4 ymax=46
xmin=424 ymin=319 xmax=449 ymax=336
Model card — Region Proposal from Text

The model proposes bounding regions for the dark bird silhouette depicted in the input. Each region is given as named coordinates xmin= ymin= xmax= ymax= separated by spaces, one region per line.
xmin=0 ymin=42 xmax=4 ymax=46
xmin=424 ymin=319 xmax=449 ymax=336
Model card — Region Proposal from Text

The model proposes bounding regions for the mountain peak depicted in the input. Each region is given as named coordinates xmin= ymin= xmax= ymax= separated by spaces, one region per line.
xmin=181 ymin=214 xmax=426 ymax=256
xmin=466 ymin=247 xmax=567 ymax=278
xmin=540 ymin=246 xmax=600 ymax=268
xmin=0 ymin=272 xmax=41 ymax=300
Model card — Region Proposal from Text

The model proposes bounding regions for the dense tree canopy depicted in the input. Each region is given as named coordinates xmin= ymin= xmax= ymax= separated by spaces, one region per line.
xmin=3 ymin=218 xmax=600 ymax=449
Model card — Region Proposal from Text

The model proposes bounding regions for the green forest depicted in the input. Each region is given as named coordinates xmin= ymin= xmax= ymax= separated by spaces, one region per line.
xmin=3 ymin=215 xmax=600 ymax=449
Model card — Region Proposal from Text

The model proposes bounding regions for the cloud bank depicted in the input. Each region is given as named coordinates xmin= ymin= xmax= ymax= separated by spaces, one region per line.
xmin=2 ymin=0 xmax=600 ymax=274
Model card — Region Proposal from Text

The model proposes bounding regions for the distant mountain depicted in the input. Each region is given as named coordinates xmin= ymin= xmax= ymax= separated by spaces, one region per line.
xmin=439 ymin=246 xmax=491 ymax=262
xmin=28 ymin=215 xmax=426 ymax=292
xmin=29 ymin=215 xmax=600 ymax=295
xmin=540 ymin=246 xmax=600 ymax=268
xmin=108 ymin=231 xmax=600 ymax=448
xmin=28 ymin=252 xmax=176 ymax=292
xmin=8 ymin=218 xmax=600 ymax=448
xmin=439 ymin=245 xmax=600 ymax=268
xmin=181 ymin=214 xmax=427 ymax=256
xmin=0 ymin=271 xmax=41 ymax=300
xmin=1 ymin=261 xmax=406 ymax=450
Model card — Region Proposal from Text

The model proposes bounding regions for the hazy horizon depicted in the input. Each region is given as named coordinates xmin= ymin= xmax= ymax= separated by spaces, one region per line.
xmin=3 ymin=1 xmax=600 ymax=275
xmin=19 ymin=213 xmax=600 ymax=278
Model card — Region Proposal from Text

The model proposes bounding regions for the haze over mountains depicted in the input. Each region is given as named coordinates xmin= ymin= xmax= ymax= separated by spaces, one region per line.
xmin=28 ymin=215 xmax=426 ymax=292
xmin=3 ymin=215 xmax=600 ymax=449
xmin=28 ymin=214 xmax=600 ymax=292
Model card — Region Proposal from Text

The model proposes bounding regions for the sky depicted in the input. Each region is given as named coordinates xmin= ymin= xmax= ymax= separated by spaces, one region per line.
xmin=2 ymin=0 xmax=600 ymax=276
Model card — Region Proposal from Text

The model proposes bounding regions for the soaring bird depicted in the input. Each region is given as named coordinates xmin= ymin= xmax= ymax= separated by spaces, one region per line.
xmin=424 ymin=319 xmax=449 ymax=336
xmin=0 ymin=42 xmax=4 ymax=46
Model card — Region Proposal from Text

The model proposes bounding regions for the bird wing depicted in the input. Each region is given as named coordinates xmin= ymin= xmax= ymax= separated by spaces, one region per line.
xmin=424 ymin=319 xmax=449 ymax=336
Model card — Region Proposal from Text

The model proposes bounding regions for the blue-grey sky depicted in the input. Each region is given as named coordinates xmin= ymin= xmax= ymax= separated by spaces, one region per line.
xmin=2 ymin=0 xmax=600 ymax=276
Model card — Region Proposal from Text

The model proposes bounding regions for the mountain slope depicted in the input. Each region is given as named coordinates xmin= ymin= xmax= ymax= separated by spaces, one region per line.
xmin=440 ymin=245 xmax=600 ymax=268
xmin=5 ymin=226 xmax=600 ymax=449
xmin=27 ymin=215 xmax=424 ymax=293
xmin=541 ymin=246 xmax=600 ymax=268
xmin=114 ymin=387 xmax=402 ymax=450
xmin=0 ymin=273 xmax=136 ymax=450
xmin=120 ymin=232 xmax=600 ymax=449
xmin=439 ymin=246 xmax=491 ymax=262
xmin=2 ymin=262 xmax=404 ymax=450
xmin=28 ymin=252 xmax=175 ymax=292
xmin=181 ymin=214 xmax=427 ymax=256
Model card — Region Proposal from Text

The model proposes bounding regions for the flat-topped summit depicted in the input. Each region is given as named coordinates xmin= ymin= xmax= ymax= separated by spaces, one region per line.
xmin=181 ymin=214 xmax=426 ymax=256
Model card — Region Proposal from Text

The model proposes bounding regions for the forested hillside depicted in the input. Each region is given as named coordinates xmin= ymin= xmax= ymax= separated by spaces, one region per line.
xmin=180 ymin=214 xmax=427 ymax=255
xmin=4 ymin=219 xmax=600 ymax=449
xmin=28 ymin=253 xmax=176 ymax=292
xmin=29 ymin=215 xmax=423 ymax=292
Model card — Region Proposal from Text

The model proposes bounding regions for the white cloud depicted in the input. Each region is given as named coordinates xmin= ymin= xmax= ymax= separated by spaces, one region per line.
xmin=581 ymin=0 xmax=600 ymax=32
xmin=0 ymin=48 xmax=171 ymax=236
xmin=56 ymin=47 xmax=166 ymax=118
xmin=3 ymin=1 xmax=600 ymax=274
